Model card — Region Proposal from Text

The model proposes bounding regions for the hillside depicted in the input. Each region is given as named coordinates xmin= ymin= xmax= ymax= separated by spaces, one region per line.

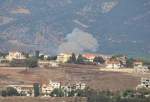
xmin=0 ymin=0 xmax=150 ymax=57
xmin=0 ymin=64 xmax=141 ymax=91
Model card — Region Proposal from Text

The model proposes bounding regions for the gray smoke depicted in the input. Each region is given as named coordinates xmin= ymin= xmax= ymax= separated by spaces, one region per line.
xmin=58 ymin=28 xmax=98 ymax=54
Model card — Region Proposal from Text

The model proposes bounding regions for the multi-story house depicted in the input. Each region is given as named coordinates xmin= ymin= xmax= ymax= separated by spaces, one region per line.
xmin=6 ymin=51 xmax=26 ymax=61
xmin=82 ymin=53 xmax=96 ymax=62
xmin=106 ymin=59 xmax=121 ymax=69
xmin=56 ymin=53 xmax=72 ymax=63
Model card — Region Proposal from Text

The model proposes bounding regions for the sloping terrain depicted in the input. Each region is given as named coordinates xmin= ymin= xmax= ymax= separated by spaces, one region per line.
xmin=0 ymin=0 xmax=150 ymax=57
xmin=0 ymin=64 xmax=141 ymax=91
xmin=0 ymin=97 xmax=87 ymax=102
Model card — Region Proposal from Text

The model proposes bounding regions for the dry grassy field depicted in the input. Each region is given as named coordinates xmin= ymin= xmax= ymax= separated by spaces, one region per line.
xmin=0 ymin=64 xmax=143 ymax=91
xmin=0 ymin=97 xmax=87 ymax=102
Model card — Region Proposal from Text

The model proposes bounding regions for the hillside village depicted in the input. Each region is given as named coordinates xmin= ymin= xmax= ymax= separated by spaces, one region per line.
xmin=0 ymin=51 xmax=149 ymax=70
xmin=0 ymin=51 xmax=150 ymax=97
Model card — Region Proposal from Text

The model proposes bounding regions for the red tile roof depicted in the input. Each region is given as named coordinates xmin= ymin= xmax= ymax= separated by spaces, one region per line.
xmin=82 ymin=53 xmax=96 ymax=59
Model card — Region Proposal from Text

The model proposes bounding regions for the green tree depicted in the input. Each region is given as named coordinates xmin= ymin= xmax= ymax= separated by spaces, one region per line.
xmin=35 ymin=50 xmax=40 ymax=59
xmin=22 ymin=52 xmax=29 ymax=58
xmin=122 ymin=89 xmax=135 ymax=98
xmin=50 ymin=88 xmax=65 ymax=97
xmin=68 ymin=53 xmax=76 ymax=63
xmin=93 ymin=56 xmax=105 ymax=64
xmin=9 ymin=59 xmax=26 ymax=67
xmin=1 ymin=90 xmax=7 ymax=97
xmin=68 ymin=90 xmax=76 ymax=97
xmin=25 ymin=57 xmax=38 ymax=68
xmin=47 ymin=56 xmax=57 ymax=60
xmin=0 ymin=52 xmax=8 ymax=57
xmin=6 ymin=87 xmax=19 ymax=96
xmin=76 ymin=54 xmax=85 ymax=64
xmin=33 ymin=83 xmax=40 ymax=97
xmin=126 ymin=58 xmax=134 ymax=68
xmin=39 ymin=55 xmax=44 ymax=60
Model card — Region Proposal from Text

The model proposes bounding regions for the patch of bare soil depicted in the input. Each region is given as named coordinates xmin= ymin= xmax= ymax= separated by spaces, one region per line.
xmin=0 ymin=64 xmax=141 ymax=91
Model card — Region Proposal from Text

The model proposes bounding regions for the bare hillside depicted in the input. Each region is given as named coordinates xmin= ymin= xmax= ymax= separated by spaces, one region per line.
xmin=0 ymin=64 xmax=141 ymax=91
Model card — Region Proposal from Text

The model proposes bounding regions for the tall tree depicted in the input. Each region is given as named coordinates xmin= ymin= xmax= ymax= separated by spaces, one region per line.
xmin=93 ymin=56 xmax=105 ymax=64
xmin=50 ymin=88 xmax=64 ymax=97
xmin=68 ymin=53 xmax=76 ymax=63
xmin=126 ymin=58 xmax=134 ymax=68
xmin=76 ymin=54 xmax=85 ymax=64
xmin=33 ymin=83 xmax=40 ymax=97
xmin=35 ymin=50 xmax=40 ymax=59
xmin=25 ymin=57 xmax=38 ymax=71
xmin=6 ymin=87 xmax=19 ymax=96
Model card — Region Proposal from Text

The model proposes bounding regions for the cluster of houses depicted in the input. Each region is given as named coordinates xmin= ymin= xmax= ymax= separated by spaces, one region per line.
xmin=0 ymin=51 xmax=149 ymax=74
xmin=0 ymin=51 xmax=27 ymax=66
xmin=56 ymin=53 xmax=148 ymax=69
xmin=0 ymin=51 xmax=149 ymax=70
xmin=3 ymin=80 xmax=86 ymax=97
xmin=0 ymin=51 xmax=59 ymax=67
xmin=0 ymin=51 xmax=150 ymax=97
xmin=42 ymin=80 xmax=86 ymax=96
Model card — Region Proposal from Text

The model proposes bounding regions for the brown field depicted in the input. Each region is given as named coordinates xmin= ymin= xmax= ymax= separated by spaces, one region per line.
xmin=0 ymin=97 xmax=87 ymax=102
xmin=0 ymin=64 xmax=143 ymax=91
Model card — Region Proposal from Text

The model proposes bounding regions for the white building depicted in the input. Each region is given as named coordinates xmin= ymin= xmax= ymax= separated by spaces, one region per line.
xmin=38 ymin=60 xmax=59 ymax=68
xmin=6 ymin=51 xmax=26 ymax=61
xmin=42 ymin=84 xmax=53 ymax=95
xmin=74 ymin=82 xmax=86 ymax=90
xmin=8 ymin=85 xmax=34 ymax=96
xmin=82 ymin=53 xmax=96 ymax=62
xmin=106 ymin=60 xmax=121 ymax=69
xmin=56 ymin=53 xmax=72 ymax=63
xmin=41 ymin=80 xmax=61 ymax=95
xmin=49 ymin=80 xmax=61 ymax=89
xmin=133 ymin=60 xmax=143 ymax=68
xmin=134 ymin=66 xmax=149 ymax=73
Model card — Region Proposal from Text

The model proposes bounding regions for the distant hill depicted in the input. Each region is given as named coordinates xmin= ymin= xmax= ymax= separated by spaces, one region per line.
xmin=0 ymin=0 xmax=150 ymax=57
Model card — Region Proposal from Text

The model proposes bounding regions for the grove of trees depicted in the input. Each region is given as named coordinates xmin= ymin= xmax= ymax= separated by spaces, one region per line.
xmin=0 ymin=87 xmax=19 ymax=97
xmin=46 ymin=87 xmax=150 ymax=102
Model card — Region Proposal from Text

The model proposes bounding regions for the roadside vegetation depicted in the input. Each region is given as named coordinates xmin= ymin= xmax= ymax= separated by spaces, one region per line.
xmin=50 ymin=87 xmax=150 ymax=102
xmin=1 ymin=87 xmax=150 ymax=102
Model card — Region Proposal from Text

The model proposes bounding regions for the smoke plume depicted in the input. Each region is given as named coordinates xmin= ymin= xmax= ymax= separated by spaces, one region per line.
xmin=58 ymin=28 xmax=98 ymax=54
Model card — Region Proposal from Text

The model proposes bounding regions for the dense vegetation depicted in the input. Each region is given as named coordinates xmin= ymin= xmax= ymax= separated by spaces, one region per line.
xmin=0 ymin=87 xmax=19 ymax=97
xmin=9 ymin=57 xmax=38 ymax=68
xmin=67 ymin=53 xmax=105 ymax=65
xmin=49 ymin=87 xmax=150 ymax=102
xmin=1 ymin=86 xmax=150 ymax=102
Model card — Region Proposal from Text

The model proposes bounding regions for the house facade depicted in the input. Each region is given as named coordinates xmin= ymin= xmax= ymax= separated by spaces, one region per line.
xmin=56 ymin=53 xmax=72 ymax=63
xmin=82 ymin=53 xmax=96 ymax=62
xmin=133 ymin=60 xmax=143 ymax=68
xmin=6 ymin=51 xmax=26 ymax=61
xmin=106 ymin=59 xmax=121 ymax=69
xmin=38 ymin=60 xmax=59 ymax=68
xmin=134 ymin=66 xmax=149 ymax=73
xmin=41 ymin=80 xmax=86 ymax=96
xmin=41 ymin=80 xmax=61 ymax=95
